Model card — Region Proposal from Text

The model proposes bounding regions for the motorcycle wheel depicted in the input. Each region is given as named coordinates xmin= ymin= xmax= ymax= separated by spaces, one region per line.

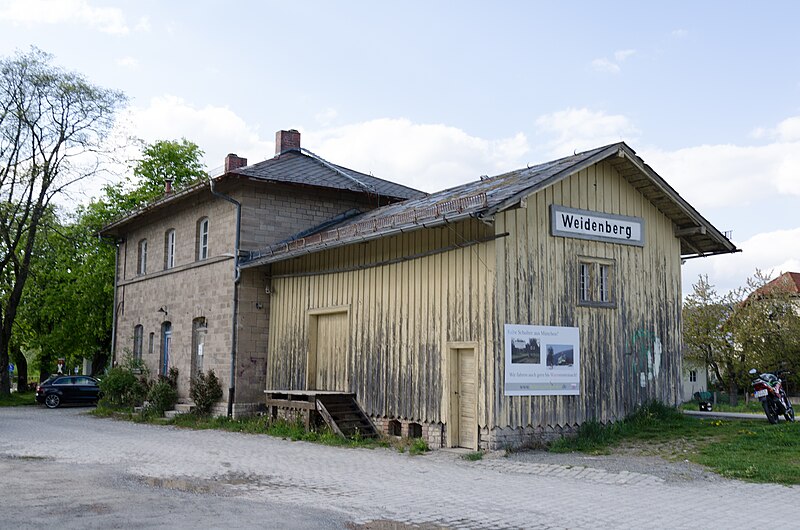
xmin=763 ymin=400 xmax=779 ymax=424
xmin=786 ymin=406 xmax=795 ymax=423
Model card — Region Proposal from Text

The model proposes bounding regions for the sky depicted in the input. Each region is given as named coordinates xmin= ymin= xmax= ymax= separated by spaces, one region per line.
xmin=0 ymin=0 xmax=798 ymax=295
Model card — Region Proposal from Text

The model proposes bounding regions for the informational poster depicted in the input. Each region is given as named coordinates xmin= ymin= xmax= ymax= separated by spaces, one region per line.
xmin=504 ymin=324 xmax=580 ymax=396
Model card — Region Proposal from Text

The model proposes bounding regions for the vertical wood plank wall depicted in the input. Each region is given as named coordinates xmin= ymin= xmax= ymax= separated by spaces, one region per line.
xmin=492 ymin=160 xmax=682 ymax=431
xmin=266 ymin=160 xmax=683 ymax=436
xmin=267 ymin=218 xmax=497 ymax=425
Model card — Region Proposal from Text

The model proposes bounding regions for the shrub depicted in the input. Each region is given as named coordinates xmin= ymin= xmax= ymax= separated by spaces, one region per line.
xmin=145 ymin=379 xmax=178 ymax=417
xmin=190 ymin=369 xmax=223 ymax=416
xmin=99 ymin=358 xmax=149 ymax=408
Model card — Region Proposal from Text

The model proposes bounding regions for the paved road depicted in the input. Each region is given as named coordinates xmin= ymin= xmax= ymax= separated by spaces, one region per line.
xmin=1 ymin=407 xmax=797 ymax=529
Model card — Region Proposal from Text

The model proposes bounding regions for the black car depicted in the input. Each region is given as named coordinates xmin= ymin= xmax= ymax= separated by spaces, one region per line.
xmin=35 ymin=375 xmax=102 ymax=408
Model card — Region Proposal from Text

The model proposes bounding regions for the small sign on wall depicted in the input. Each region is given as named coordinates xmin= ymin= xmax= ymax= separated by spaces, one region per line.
xmin=551 ymin=205 xmax=644 ymax=246
xmin=504 ymin=324 xmax=580 ymax=396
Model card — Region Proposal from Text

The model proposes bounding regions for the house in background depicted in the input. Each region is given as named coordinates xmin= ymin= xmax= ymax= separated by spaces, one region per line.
xmin=681 ymin=362 xmax=708 ymax=402
xmin=101 ymin=130 xmax=423 ymax=415
xmin=247 ymin=142 xmax=738 ymax=449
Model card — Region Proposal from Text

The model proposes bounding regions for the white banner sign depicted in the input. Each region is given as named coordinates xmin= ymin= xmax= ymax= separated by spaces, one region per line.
xmin=504 ymin=324 xmax=580 ymax=396
xmin=551 ymin=205 xmax=644 ymax=246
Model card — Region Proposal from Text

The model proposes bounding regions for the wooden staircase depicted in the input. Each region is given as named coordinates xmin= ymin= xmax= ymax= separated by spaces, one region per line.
xmin=315 ymin=394 xmax=378 ymax=439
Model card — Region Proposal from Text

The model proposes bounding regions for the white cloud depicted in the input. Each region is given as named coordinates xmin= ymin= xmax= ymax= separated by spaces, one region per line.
xmin=642 ymin=140 xmax=800 ymax=209
xmin=535 ymin=108 xmax=640 ymax=157
xmin=683 ymin=227 xmax=800 ymax=295
xmin=591 ymin=58 xmax=620 ymax=74
xmin=314 ymin=108 xmax=338 ymax=127
xmin=306 ymin=119 xmax=530 ymax=192
xmin=134 ymin=16 xmax=150 ymax=32
xmin=591 ymin=49 xmax=636 ymax=74
xmin=614 ymin=49 xmax=636 ymax=62
xmin=116 ymin=56 xmax=139 ymax=69
xmin=671 ymin=29 xmax=688 ymax=39
xmin=125 ymin=95 xmax=273 ymax=172
xmin=0 ymin=0 xmax=129 ymax=34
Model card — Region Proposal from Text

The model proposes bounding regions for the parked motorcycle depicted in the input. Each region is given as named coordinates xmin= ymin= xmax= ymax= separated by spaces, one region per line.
xmin=749 ymin=368 xmax=795 ymax=424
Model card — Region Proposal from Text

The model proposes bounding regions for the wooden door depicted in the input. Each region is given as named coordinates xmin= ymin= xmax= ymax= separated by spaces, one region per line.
xmin=309 ymin=311 xmax=348 ymax=391
xmin=450 ymin=348 xmax=477 ymax=449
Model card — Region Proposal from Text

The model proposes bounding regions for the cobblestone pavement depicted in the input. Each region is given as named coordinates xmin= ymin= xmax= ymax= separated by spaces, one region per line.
xmin=1 ymin=407 xmax=798 ymax=529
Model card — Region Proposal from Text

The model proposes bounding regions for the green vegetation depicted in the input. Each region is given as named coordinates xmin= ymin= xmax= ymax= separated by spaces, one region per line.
xmin=462 ymin=451 xmax=484 ymax=461
xmin=680 ymin=398 xmax=764 ymax=414
xmin=683 ymin=272 xmax=800 ymax=405
xmin=550 ymin=401 xmax=800 ymax=484
xmin=0 ymin=391 xmax=36 ymax=407
xmin=189 ymin=370 xmax=223 ymax=416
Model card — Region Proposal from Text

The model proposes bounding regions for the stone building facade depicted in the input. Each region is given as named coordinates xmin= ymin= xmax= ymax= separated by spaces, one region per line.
xmin=102 ymin=130 xmax=423 ymax=415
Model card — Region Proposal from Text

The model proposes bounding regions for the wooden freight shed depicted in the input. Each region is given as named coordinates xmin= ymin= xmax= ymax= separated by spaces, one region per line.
xmin=243 ymin=142 xmax=737 ymax=450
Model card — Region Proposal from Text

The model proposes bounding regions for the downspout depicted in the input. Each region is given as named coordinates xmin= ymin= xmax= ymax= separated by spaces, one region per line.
xmin=109 ymin=240 xmax=120 ymax=370
xmin=209 ymin=177 xmax=242 ymax=418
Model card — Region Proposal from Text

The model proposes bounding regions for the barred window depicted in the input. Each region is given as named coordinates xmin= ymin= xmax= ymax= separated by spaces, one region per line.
xmin=577 ymin=258 xmax=615 ymax=307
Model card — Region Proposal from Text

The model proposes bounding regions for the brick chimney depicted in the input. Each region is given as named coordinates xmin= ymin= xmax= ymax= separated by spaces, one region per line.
xmin=275 ymin=129 xmax=301 ymax=155
xmin=164 ymin=177 xmax=173 ymax=194
xmin=224 ymin=153 xmax=248 ymax=172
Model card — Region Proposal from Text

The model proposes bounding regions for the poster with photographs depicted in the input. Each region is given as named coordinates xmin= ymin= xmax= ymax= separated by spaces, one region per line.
xmin=504 ymin=324 xmax=580 ymax=396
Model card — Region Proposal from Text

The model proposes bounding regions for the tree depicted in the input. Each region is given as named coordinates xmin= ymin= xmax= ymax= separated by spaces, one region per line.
xmin=683 ymin=271 xmax=800 ymax=405
xmin=0 ymin=48 xmax=125 ymax=395
xmin=12 ymin=139 xmax=206 ymax=381
xmin=104 ymin=139 xmax=206 ymax=214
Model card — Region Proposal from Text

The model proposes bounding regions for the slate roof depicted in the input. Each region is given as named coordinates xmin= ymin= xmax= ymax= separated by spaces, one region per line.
xmin=242 ymin=142 xmax=738 ymax=267
xmin=100 ymin=149 xmax=424 ymax=236
xmin=232 ymin=149 xmax=424 ymax=201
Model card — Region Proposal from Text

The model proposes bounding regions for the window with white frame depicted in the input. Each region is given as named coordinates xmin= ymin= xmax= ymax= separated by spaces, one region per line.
xmin=196 ymin=217 xmax=209 ymax=260
xmin=577 ymin=257 xmax=615 ymax=307
xmin=165 ymin=229 xmax=176 ymax=269
xmin=137 ymin=239 xmax=148 ymax=275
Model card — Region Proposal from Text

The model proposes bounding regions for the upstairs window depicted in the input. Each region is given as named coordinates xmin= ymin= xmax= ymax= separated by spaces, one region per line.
xmin=577 ymin=257 xmax=615 ymax=308
xmin=689 ymin=370 xmax=698 ymax=382
xmin=137 ymin=239 xmax=148 ymax=275
xmin=196 ymin=217 xmax=209 ymax=260
xmin=165 ymin=229 xmax=176 ymax=269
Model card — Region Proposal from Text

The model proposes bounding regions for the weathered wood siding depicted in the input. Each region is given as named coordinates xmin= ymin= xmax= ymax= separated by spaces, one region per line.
xmin=267 ymin=218 xmax=497 ymax=424
xmin=492 ymin=160 xmax=682 ymax=430
xmin=267 ymin=159 xmax=683 ymax=436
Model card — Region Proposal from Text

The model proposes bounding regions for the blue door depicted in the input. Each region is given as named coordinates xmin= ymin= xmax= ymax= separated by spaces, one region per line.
xmin=161 ymin=322 xmax=172 ymax=376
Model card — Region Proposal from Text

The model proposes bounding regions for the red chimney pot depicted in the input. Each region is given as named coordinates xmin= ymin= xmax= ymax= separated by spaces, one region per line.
xmin=275 ymin=129 xmax=301 ymax=156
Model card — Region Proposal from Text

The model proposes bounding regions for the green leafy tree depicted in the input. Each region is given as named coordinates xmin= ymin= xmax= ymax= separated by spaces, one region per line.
xmin=0 ymin=48 xmax=125 ymax=395
xmin=684 ymin=271 xmax=800 ymax=405
xmin=14 ymin=139 xmax=206 ymax=380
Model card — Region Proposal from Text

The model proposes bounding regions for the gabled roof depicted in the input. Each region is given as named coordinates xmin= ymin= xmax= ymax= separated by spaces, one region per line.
xmin=100 ymin=149 xmax=424 ymax=236
xmin=242 ymin=142 xmax=738 ymax=268
xmin=233 ymin=149 xmax=424 ymax=201
xmin=754 ymin=272 xmax=800 ymax=297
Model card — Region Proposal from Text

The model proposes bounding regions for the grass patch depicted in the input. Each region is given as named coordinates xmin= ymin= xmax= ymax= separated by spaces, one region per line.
xmin=548 ymin=400 xmax=800 ymax=484
xmin=680 ymin=399 xmax=764 ymax=414
xmin=92 ymin=407 xmax=388 ymax=450
xmin=0 ymin=391 xmax=36 ymax=407
xmin=462 ymin=451 xmax=484 ymax=461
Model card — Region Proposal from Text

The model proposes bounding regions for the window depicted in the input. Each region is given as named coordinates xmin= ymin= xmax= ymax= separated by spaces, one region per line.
xmin=160 ymin=321 xmax=172 ymax=376
xmin=196 ymin=217 xmax=209 ymax=260
xmin=577 ymin=258 xmax=615 ymax=307
xmin=689 ymin=370 xmax=697 ymax=383
xmin=148 ymin=332 xmax=155 ymax=355
xmin=191 ymin=317 xmax=207 ymax=377
xmin=164 ymin=229 xmax=176 ymax=269
xmin=137 ymin=239 xmax=148 ymax=275
xmin=133 ymin=325 xmax=144 ymax=360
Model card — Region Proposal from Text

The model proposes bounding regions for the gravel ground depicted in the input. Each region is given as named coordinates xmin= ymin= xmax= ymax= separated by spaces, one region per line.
xmin=2 ymin=406 xmax=795 ymax=529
